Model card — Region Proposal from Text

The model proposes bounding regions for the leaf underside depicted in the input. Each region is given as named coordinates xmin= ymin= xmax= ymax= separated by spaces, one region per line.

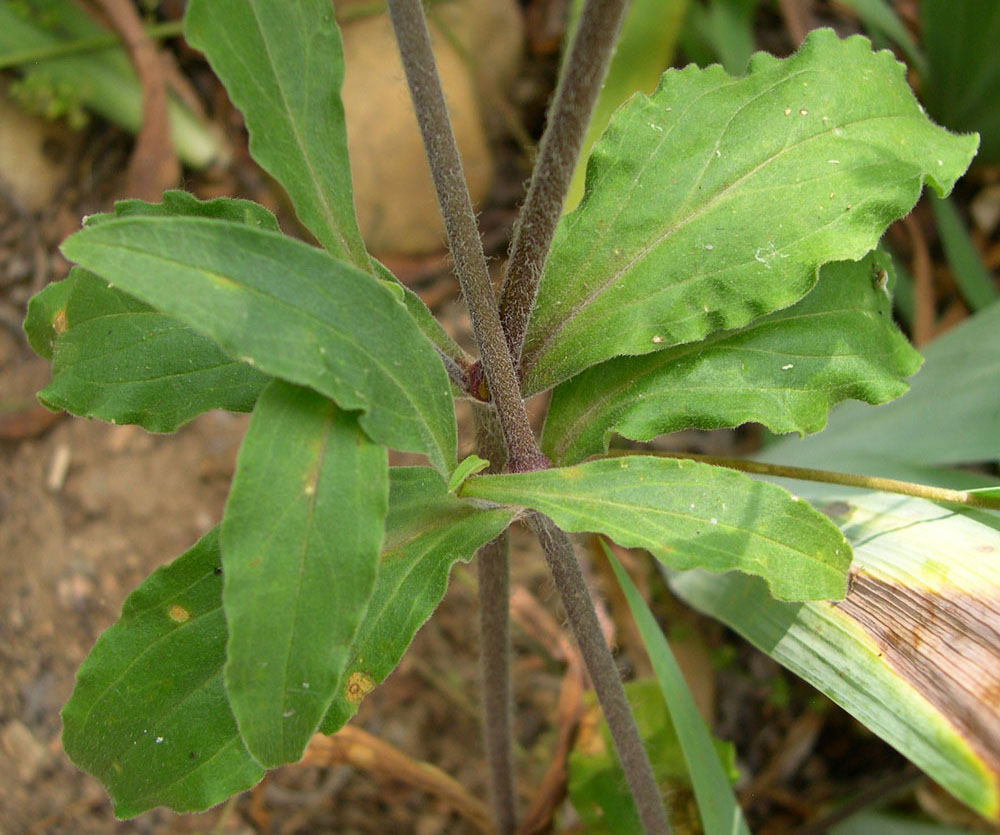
xmin=542 ymin=251 xmax=922 ymax=465
xmin=461 ymin=456 xmax=851 ymax=601
xmin=521 ymin=28 xmax=978 ymax=394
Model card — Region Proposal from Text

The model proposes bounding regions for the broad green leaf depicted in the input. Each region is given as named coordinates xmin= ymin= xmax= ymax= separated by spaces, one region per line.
xmin=543 ymin=252 xmax=922 ymax=465
xmin=61 ymin=528 xmax=264 ymax=818
xmin=606 ymin=544 xmax=750 ymax=835
xmin=23 ymin=272 xmax=75 ymax=360
xmin=221 ymin=381 xmax=387 ymax=767
xmin=27 ymin=193 xmax=281 ymax=431
xmin=520 ymin=28 xmax=978 ymax=395
xmin=460 ymin=455 xmax=851 ymax=601
xmin=930 ymin=194 xmax=999 ymax=311
xmin=564 ymin=0 xmax=688 ymax=212
xmin=320 ymin=466 xmax=515 ymax=734
xmin=668 ymin=488 xmax=1000 ymax=820
xmin=921 ymin=0 xmax=1000 ymax=164
xmin=184 ymin=0 xmax=369 ymax=269
xmin=567 ymin=679 xmax=738 ymax=834
xmin=36 ymin=269 xmax=269 ymax=432
xmin=760 ymin=300 xmax=1000 ymax=483
xmin=61 ymin=217 xmax=457 ymax=473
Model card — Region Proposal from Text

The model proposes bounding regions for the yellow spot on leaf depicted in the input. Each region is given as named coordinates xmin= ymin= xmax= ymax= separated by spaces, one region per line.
xmin=168 ymin=604 xmax=190 ymax=623
xmin=345 ymin=671 xmax=375 ymax=705
xmin=53 ymin=308 xmax=68 ymax=335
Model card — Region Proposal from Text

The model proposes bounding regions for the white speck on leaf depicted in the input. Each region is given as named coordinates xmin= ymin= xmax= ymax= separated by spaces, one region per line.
xmin=800 ymin=108 xmax=808 ymax=116
xmin=282 ymin=709 xmax=295 ymax=718
xmin=828 ymin=159 xmax=840 ymax=165
xmin=782 ymin=363 xmax=794 ymax=370
xmin=784 ymin=107 xmax=792 ymax=116
xmin=710 ymin=518 xmax=718 ymax=525
xmin=155 ymin=737 xmax=164 ymax=744
xmin=651 ymin=335 xmax=663 ymax=344
xmin=650 ymin=122 xmax=663 ymax=132
xmin=704 ymin=243 xmax=714 ymax=250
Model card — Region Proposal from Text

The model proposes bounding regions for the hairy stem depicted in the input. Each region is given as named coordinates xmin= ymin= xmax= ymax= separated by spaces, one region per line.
xmin=386 ymin=0 xmax=545 ymax=472
xmin=611 ymin=450 xmax=1000 ymax=511
xmin=474 ymin=406 xmax=516 ymax=832
xmin=530 ymin=513 xmax=672 ymax=835
xmin=498 ymin=0 xmax=629 ymax=370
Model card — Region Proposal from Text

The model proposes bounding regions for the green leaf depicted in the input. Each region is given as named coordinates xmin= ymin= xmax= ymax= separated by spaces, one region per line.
xmin=520 ymin=28 xmax=978 ymax=395
xmin=221 ymin=380 xmax=387 ymax=767
xmin=564 ymin=0 xmax=688 ymax=211
xmin=760 ymin=300 xmax=1000 ymax=483
xmin=61 ymin=528 xmax=264 ymax=818
xmin=86 ymin=189 xmax=282 ymax=232
xmin=930 ymin=194 xmax=999 ymax=311
xmin=61 ymin=216 xmax=457 ymax=473
xmin=542 ymin=252 xmax=922 ymax=465
xmin=27 ymin=193 xmax=283 ymax=431
xmin=184 ymin=0 xmax=369 ymax=269
xmin=668 ymin=488 xmax=1000 ymax=820
xmin=921 ymin=0 xmax=1000 ymax=164
xmin=567 ymin=679 xmax=738 ymax=833
xmin=23 ymin=271 xmax=75 ymax=360
xmin=370 ymin=257 xmax=470 ymax=373
xmin=320 ymin=466 xmax=515 ymax=734
xmin=606 ymin=543 xmax=750 ymax=835
xmin=448 ymin=454 xmax=491 ymax=493
xmin=460 ymin=455 xmax=850 ymax=601
xmin=37 ymin=269 xmax=270 ymax=432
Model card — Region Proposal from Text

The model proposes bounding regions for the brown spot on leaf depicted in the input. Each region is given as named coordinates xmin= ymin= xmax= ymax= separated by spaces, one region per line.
xmin=835 ymin=571 xmax=1000 ymax=771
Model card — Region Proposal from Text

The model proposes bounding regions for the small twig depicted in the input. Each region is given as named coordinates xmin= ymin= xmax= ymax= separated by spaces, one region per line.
xmin=609 ymin=450 xmax=1000 ymax=510
xmin=303 ymin=728 xmax=493 ymax=833
xmin=386 ymin=0 xmax=545 ymax=472
xmin=530 ymin=513 xmax=672 ymax=834
xmin=498 ymin=0 xmax=629 ymax=372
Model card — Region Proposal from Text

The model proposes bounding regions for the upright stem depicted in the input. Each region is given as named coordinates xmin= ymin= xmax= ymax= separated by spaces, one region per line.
xmin=530 ymin=514 xmax=672 ymax=835
xmin=475 ymin=406 xmax=516 ymax=833
xmin=386 ymin=0 xmax=545 ymax=473
xmin=498 ymin=0 xmax=629 ymax=370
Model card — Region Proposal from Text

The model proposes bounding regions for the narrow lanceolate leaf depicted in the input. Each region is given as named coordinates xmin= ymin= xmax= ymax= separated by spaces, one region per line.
xmin=61 ymin=529 xmax=264 ymax=819
xmin=184 ymin=0 xmax=369 ymax=269
xmin=519 ymin=28 xmax=978 ymax=394
xmin=543 ymin=251 xmax=922 ymax=465
xmin=320 ymin=467 xmax=516 ymax=734
xmin=461 ymin=456 xmax=850 ymax=601
xmin=606 ymin=543 xmax=750 ymax=835
xmin=221 ymin=381 xmax=387 ymax=767
xmin=669 ymin=489 xmax=1000 ymax=820
xmin=61 ymin=217 xmax=457 ymax=473
xmin=36 ymin=269 xmax=269 ymax=432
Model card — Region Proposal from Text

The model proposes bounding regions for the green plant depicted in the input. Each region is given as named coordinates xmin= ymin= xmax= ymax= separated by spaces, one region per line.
xmin=23 ymin=0 xmax=997 ymax=831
